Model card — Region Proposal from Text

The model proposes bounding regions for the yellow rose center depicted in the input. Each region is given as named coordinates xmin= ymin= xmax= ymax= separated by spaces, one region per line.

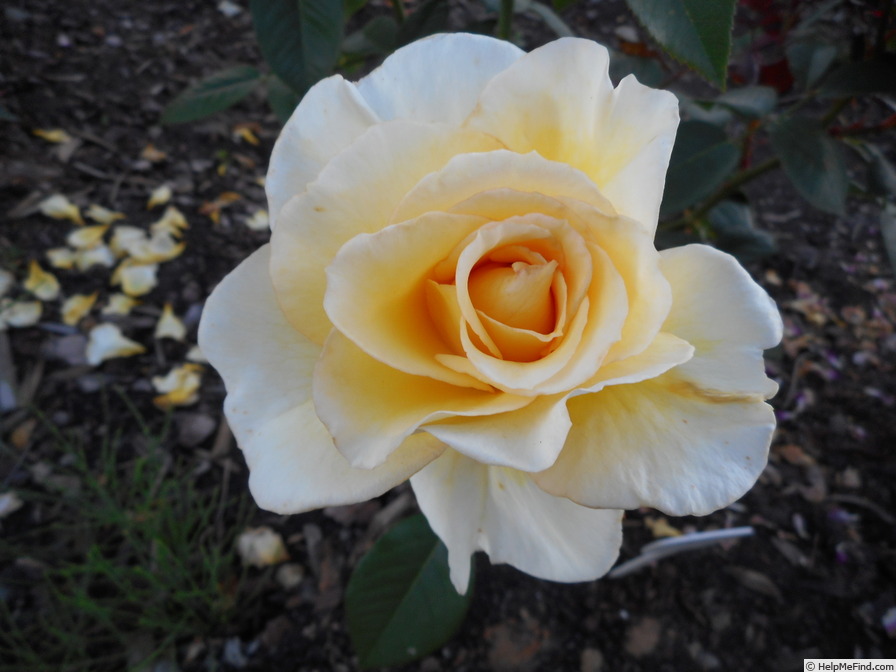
xmin=467 ymin=259 xmax=557 ymax=334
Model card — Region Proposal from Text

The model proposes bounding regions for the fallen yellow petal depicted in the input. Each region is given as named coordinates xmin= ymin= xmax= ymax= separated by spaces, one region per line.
xmin=140 ymin=143 xmax=167 ymax=163
xmin=46 ymin=247 xmax=77 ymax=270
xmin=154 ymin=303 xmax=187 ymax=341
xmin=233 ymin=124 xmax=260 ymax=146
xmin=85 ymin=204 xmax=126 ymax=225
xmin=244 ymin=209 xmax=269 ymax=231
xmin=61 ymin=292 xmax=99 ymax=326
xmin=24 ymin=261 xmax=60 ymax=301
xmin=185 ymin=344 xmax=207 ymax=363
xmin=33 ymin=128 xmax=72 ymax=143
xmin=101 ymin=293 xmax=139 ymax=316
xmin=0 ymin=300 xmax=42 ymax=330
xmin=110 ymin=225 xmax=148 ymax=257
xmin=147 ymin=184 xmax=172 ymax=210
xmin=236 ymin=527 xmax=289 ymax=568
xmin=75 ymin=244 xmax=116 ymax=271
xmin=66 ymin=224 xmax=109 ymax=249
xmin=38 ymin=194 xmax=84 ymax=225
xmin=111 ymin=260 xmax=158 ymax=296
xmin=86 ymin=323 xmax=146 ymax=366
xmin=152 ymin=363 xmax=203 ymax=408
xmin=150 ymin=206 xmax=189 ymax=237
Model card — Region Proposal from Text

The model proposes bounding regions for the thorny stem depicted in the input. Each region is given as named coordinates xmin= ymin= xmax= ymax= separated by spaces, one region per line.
xmin=498 ymin=0 xmax=514 ymax=41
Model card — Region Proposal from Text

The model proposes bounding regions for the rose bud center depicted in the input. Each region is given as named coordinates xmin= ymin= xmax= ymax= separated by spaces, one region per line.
xmin=468 ymin=259 xmax=557 ymax=334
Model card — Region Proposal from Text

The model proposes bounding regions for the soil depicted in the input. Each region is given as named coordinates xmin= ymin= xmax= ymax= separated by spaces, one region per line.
xmin=2 ymin=1 xmax=895 ymax=671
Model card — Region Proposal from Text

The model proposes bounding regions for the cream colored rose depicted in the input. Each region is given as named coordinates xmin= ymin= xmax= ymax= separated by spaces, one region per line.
xmin=198 ymin=35 xmax=782 ymax=592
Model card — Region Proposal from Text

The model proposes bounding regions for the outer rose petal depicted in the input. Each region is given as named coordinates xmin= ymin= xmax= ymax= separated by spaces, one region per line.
xmin=267 ymin=76 xmax=380 ymax=228
xmin=356 ymin=33 xmax=524 ymax=125
xmin=659 ymin=245 xmax=783 ymax=398
xmin=270 ymin=121 xmax=502 ymax=344
xmin=535 ymin=246 xmax=781 ymax=515
xmin=534 ymin=378 xmax=775 ymax=516
xmin=411 ymin=451 xmax=623 ymax=593
xmin=198 ymin=246 xmax=443 ymax=513
xmin=313 ymin=331 xmax=532 ymax=470
xmin=466 ymin=38 xmax=678 ymax=230
xmin=325 ymin=211 xmax=490 ymax=389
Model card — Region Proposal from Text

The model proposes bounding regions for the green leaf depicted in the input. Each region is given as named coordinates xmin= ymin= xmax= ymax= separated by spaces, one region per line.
xmin=820 ymin=59 xmax=896 ymax=97
xmin=608 ymin=50 xmax=665 ymax=87
xmin=660 ymin=120 xmax=740 ymax=217
xmin=714 ymin=85 xmax=777 ymax=118
xmin=266 ymin=75 xmax=301 ymax=124
xmin=250 ymin=0 xmax=343 ymax=97
xmin=343 ymin=15 xmax=399 ymax=57
xmin=625 ymin=0 xmax=735 ymax=87
xmin=161 ymin=66 xmax=261 ymax=124
xmin=396 ymin=0 xmax=450 ymax=47
xmin=881 ymin=203 xmax=896 ymax=277
xmin=768 ymin=116 xmax=847 ymax=215
xmin=346 ymin=515 xmax=473 ymax=669
xmin=553 ymin=0 xmax=579 ymax=9
xmin=786 ymin=40 xmax=837 ymax=90
xmin=707 ymin=200 xmax=776 ymax=263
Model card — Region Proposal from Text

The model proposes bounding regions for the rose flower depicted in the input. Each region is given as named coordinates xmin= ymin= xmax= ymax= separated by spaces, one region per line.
xmin=199 ymin=34 xmax=782 ymax=592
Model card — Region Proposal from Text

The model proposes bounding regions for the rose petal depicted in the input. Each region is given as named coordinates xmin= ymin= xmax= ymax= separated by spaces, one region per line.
xmin=198 ymin=246 xmax=442 ymax=513
xmin=270 ymin=121 xmax=502 ymax=344
xmin=111 ymin=261 xmax=158 ymax=296
xmin=466 ymin=38 xmax=678 ymax=230
xmin=66 ymin=224 xmax=109 ymax=249
xmin=534 ymin=376 xmax=776 ymax=516
xmin=267 ymin=76 xmax=380 ymax=228
xmin=357 ymin=33 xmax=523 ymax=126
xmin=313 ymin=331 xmax=531 ymax=470
xmin=61 ymin=292 xmax=98 ymax=326
xmin=86 ymin=323 xmax=146 ymax=365
xmin=38 ymin=194 xmax=83 ymax=225
xmin=659 ymin=245 xmax=782 ymax=398
xmin=24 ymin=261 xmax=60 ymax=301
xmin=0 ymin=300 xmax=42 ymax=329
xmin=101 ymin=293 xmax=139 ymax=316
xmin=393 ymin=150 xmax=615 ymax=225
xmin=411 ymin=450 xmax=623 ymax=592
xmin=86 ymin=204 xmax=126 ymax=225
xmin=324 ymin=211 xmax=490 ymax=389
xmin=154 ymin=303 xmax=187 ymax=341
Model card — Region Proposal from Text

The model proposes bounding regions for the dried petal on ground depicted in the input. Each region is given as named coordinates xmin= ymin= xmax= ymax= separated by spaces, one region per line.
xmin=155 ymin=303 xmax=187 ymax=341
xmin=244 ymin=209 xmax=269 ymax=231
xmin=185 ymin=344 xmax=207 ymax=363
xmin=645 ymin=516 xmax=683 ymax=538
xmin=0 ymin=491 xmax=24 ymax=519
xmin=38 ymin=194 xmax=84 ymax=225
xmin=75 ymin=244 xmax=116 ymax=271
xmin=131 ymin=231 xmax=186 ymax=264
xmin=61 ymin=292 xmax=99 ymax=326
xmin=24 ymin=261 xmax=60 ymax=301
xmin=46 ymin=247 xmax=76 ymax=270
xmin=86 ymin=323 xmax=146 ymax=365
xmin=66 ymin=224 xmax=109 ymax=249
xmin=150 ymin=206 xmax=189 ymax=237
xmin=102 ymin=293 xmax=139 ymax=316
xmin=0 ymin=300 xmax=42 ymax=330
xmin=236 ymin=526 xmax=289 ymax=568
xmin=140 ymin=143 xmax=167 ymax=163
xmin=111 ymin=260 xmax=158 ymax=296
xmin=147 ymin=184 xmax=172 ymax=209
xmin=0 ymin=270 xmax=13 ymax=298
xmin=33 ymin=128 xmax=72 ymax=143
xmin=152 ymin=363 xmax=203 ymax=408
xmin=110 ymin=225 xmax=148 ymax=257
xmin=86 ymin=204 xmax=126 ymax=225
